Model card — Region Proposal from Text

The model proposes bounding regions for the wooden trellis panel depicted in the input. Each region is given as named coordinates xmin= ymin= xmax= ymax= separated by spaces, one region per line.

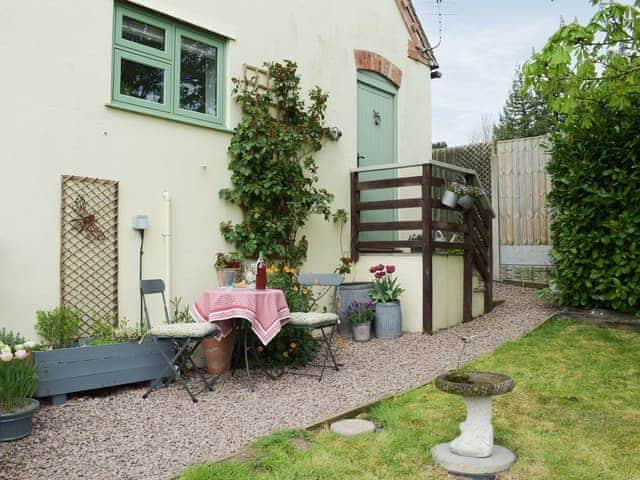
xmin=60 ymin=176 xmax=119 ymax=335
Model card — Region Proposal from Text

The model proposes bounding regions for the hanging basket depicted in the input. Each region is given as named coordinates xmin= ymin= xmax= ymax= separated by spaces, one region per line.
xmin=441 ymin=189 xmax=459 ymax=208
xmin=458 ymin=194 xmax=475 ymax=210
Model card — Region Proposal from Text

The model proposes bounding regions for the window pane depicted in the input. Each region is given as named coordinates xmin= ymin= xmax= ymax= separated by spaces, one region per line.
xmin=122 ymin=16 xmax=165 ymax=50
xmin=120 ymin=59 xmax=164 ymax=103
xmin=179 ymin=36 xmax=217 ymax=115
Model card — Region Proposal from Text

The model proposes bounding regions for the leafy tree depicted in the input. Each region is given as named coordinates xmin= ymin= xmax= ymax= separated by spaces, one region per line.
xmin=220 ymin=61 xmax=334 ymax=267
xmin=432 ymin=141 xmax=448 ymax=149
xmin=493 ymin=66 xmax=551 ymax=141
xmin=523 ymin=1 xmax=640 ymax=315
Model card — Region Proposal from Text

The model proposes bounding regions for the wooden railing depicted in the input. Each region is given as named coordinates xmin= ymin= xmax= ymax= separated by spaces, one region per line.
xmin=350 ymin=161 xmax=495 ymax=334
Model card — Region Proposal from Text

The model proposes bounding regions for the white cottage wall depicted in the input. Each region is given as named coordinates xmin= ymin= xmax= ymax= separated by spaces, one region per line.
xmin=0 ymin=0 xmax=432 ymax=338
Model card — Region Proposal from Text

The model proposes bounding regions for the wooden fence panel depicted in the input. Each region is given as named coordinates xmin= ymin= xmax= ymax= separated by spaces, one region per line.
xmin=495 ymin=135 xmax=552 ymax=286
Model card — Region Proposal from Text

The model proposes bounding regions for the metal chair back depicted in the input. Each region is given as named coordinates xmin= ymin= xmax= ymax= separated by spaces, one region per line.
xmin=296 ymin=273 xmax=343 ymax=313
xmin=297 ymin=273 xmax=343 ymax=287
xmin=140 ymin=279 xmax=170 ymax=330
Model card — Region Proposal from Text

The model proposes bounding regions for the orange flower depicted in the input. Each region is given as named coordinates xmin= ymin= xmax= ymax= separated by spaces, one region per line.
xmin=257 ymin=345 xmax=264 ymax=352
xmin=282 ymin=351 xmax=289 ymax=357
xmin=302 ymin=287 xmax=309 ymax=295
xmin=290 ymin=342 xmax=297 ymax=349
xmin=292 ymin=285 xmax=299 ymax=292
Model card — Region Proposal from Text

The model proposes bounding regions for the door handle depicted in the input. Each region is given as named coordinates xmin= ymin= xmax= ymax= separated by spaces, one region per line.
xmin=357 ymin=153 xmax=365 ymax=161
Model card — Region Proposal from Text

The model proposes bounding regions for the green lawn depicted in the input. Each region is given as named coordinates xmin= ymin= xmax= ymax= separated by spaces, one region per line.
xmin=180 ymin=318 xmax=640 ymax=480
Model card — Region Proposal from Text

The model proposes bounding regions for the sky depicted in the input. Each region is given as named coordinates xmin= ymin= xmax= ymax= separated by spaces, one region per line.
xmin=413 ymin=0 xmax=600 ymax=146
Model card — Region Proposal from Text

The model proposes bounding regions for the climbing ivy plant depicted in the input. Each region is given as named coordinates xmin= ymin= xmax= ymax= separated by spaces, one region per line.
xmin=220 ymin=61 xmax=334 ymax=267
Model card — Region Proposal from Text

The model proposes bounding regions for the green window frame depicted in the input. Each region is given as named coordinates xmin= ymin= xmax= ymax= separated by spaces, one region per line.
xmin=110 ymin=1 xmax=226 ymax=129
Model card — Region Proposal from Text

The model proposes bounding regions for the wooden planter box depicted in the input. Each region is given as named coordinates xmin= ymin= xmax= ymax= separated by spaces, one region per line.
xmin=33 ymin=340 xmax=173 ymax=406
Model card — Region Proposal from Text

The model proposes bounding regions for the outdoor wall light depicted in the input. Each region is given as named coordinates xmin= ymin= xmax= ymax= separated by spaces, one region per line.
xmin=133 ymin=214 xmax=149 ymax=231
xmin=328 ymin=126 xmax=343 ymax=141
xmin=431 ymin=70 xmax=442 ymax=79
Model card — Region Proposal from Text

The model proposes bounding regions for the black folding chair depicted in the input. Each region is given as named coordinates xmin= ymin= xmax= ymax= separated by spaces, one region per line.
xmin=140 ymin=279 xmax=220 ymax=402
xmin=287 ymin=273 xmax=343 ymax=381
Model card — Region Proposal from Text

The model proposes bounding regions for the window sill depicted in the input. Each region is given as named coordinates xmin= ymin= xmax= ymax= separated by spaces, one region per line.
xmin=105 ymin=102 xmax=234 ymax=133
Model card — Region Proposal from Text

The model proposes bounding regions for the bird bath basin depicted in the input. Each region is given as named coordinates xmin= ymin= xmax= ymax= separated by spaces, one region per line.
xmin=432 ymin=371 xmax=516 ymax=477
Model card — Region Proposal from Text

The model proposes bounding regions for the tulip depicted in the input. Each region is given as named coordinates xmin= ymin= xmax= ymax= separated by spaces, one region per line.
xmin=369 ymin=265 xmax=377 ymax=273
xmin=24 ymin=341 xmax=36 ymax=349
xmin=0 ymin=345 xmax=11 ymax=354
xmin=0 ymin=351 xmax=13 ymax=362
xmin=386 ymin=265 xmax=396 ymax=274
xmin=377 ymin=264 xmax=385 ymax=271
xmin=14 ymin=349 xmax=28 ymax=360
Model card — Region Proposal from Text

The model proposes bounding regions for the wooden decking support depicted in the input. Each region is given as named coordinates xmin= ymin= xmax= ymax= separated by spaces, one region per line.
xmin=422 ymin=164 xmax=433 ymax=334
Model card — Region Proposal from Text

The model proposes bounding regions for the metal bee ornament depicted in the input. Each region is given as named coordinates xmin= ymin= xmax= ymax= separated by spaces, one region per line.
xmin=69 ymin=196 xmax=105 ymax=241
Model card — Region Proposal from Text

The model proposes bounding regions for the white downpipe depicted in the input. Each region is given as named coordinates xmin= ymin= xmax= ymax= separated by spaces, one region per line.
xmin=162 ymin=191 xmax=171 ymax=302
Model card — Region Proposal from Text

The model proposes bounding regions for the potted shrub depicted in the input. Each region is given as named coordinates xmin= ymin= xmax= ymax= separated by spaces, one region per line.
xmin=33 ymin=307 xmax=173 ymax=406
xmin=368 ymin=264 xmax=405 ymax=340
xmin=0 ymin=338 xmax=38 ymax=441
xmin=344 ymin=301 xmax=375 ymax=342
xmin=215 ymin=252 xmax=242 ymax=287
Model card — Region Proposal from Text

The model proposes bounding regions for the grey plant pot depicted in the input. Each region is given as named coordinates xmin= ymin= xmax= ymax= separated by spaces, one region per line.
xmin=458 ymin=194 xmax=474 ymax=210
xmin=0 ymin=399 xmax=39 ymax=442
xmin=335 ymin=282 xmax=374 ymax=338
xmin=352 ymin=322 xmax=371 ymax=342
xmin=441 ymin=190 xmax=459 ymax=208
xmin=375 ymin=302 xmax=402 ymax=340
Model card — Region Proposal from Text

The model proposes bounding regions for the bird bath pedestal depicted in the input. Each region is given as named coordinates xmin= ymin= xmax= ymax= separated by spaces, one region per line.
xmin=431 ymin=371 xmax=516 ymax=478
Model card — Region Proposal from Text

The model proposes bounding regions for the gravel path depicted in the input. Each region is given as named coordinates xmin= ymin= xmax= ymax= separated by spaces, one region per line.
xmin=0 ymin=283 xmax=553 ymax=480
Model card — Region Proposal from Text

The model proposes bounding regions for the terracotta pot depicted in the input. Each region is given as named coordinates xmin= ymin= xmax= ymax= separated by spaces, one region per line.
xmin=202 ymin=333 xmax=235 ymax=374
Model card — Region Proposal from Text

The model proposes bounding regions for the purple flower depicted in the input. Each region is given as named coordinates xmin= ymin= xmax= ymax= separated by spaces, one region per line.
xmin=386 ymin=265 xmax=396 ymax=274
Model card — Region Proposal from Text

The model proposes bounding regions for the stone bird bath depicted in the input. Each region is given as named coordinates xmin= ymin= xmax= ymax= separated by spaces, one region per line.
xmin=432 ymin=371 xmax=516 ymax=477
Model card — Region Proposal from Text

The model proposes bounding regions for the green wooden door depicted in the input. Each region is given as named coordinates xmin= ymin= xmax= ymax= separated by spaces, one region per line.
xmin=357 ymin=71 xmax=397 ymax=242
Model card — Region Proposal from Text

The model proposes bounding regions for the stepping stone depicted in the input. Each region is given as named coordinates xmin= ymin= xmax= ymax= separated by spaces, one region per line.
xmin=330 ymin=418 xmax=376 ymax=437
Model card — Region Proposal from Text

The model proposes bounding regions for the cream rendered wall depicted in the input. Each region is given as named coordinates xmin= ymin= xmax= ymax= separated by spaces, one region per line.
xmin=0 ymin=0 xmax=432 ymax=338
xmin=354 ymin=253 xmax=472 ymax=333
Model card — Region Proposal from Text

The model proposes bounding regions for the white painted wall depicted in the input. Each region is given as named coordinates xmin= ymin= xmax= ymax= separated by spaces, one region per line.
xmin=0 ymin=0 xmax=432 ymax=338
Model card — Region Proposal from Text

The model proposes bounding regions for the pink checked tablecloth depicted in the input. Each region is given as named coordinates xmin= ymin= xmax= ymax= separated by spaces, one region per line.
xmin=191 ymin=288 xmax=290 ymax=346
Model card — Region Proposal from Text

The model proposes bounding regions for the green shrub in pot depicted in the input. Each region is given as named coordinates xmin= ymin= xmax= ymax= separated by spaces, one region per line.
xmin=35 ymin=307 xmax=81 ymax=349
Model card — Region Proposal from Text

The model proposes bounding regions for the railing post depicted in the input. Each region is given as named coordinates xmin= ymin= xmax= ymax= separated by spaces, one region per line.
xmin=422 ymin=164 xmax=433 ymax=334
xmin=485 ymin=209 xmax=493 ymax=313
xmin=463 ymin=174 xmax=474 ymax=323
xmin=350 ymin=171 xmax=360 ymax=263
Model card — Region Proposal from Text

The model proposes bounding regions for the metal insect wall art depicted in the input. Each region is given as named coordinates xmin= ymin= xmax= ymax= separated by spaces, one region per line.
xmin=69 ymin=196 xmax=105 ymax=241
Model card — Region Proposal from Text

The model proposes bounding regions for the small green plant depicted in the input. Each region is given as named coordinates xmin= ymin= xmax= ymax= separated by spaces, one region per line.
xmin=0 ymin=340 xmax=38 ymax=412
xmin=253 ymin=326 xmax=316 ymax=369
xmin=214 ymin=252 xmax=242 ymax=270
xmin=170 ymin=297 xmax=193 ymax=324
xmin=344 ymin=301 xmax=375 ymax=325
xmin=90 ymin=315 xmax=143 ymax=345
xmin=35 ymin=307 xmax=81 ymax=349
xmin=368 ymin=264 xmax=404 ymax=303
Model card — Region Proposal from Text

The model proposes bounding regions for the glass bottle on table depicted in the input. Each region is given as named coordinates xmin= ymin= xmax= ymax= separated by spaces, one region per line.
xmin=256 ymin=251 xmax=267 ymax=290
